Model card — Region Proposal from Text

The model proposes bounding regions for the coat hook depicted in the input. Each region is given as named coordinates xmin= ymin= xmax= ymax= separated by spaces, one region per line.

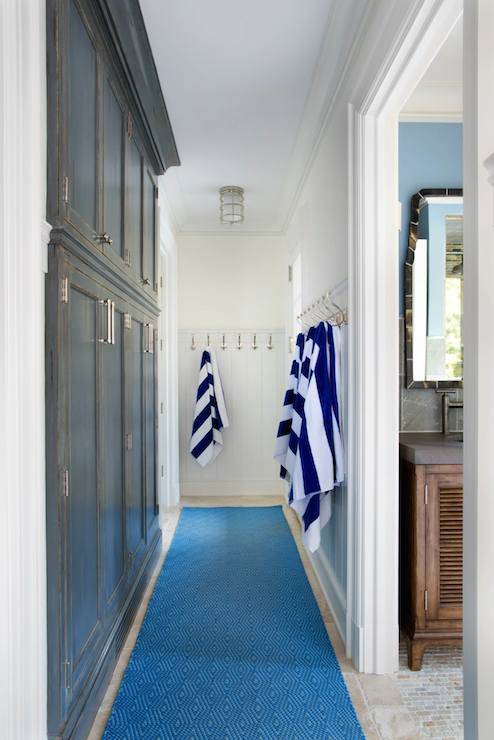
xmin=221 ymin=334 xmax=227 ymax=350
xmin=252 ymin=333 xmax=258 ymax=350
xmin=191 ymin=333 xmax=196 ymax=350
xmin=267 ymin=334 xmax=273 ymax=350
xmin=237 ymin=334 xmax=242 ymax=350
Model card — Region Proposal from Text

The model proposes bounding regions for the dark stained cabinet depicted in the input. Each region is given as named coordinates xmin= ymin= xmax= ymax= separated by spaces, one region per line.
xmin=142 ymin=167 xmax=158 ymax=291
xmin=125 ymin=134 xmax=143 ymax=276
xmin=46 ymin=0 xmax=179 ymax=736
xmin=399 ymin=459 xmax=463 ymax=671
xmin=67 ymin=278 xmax=102 ymax=697
xmin=102 ymin=70 xmax=126 ymax=261
xmin=66 ymin=0 xmax=99 ymax=241
xmin=126 ymin=317 xmax=146 ymax=563
xmin=144 ymin=325 xmax=159 ymax=538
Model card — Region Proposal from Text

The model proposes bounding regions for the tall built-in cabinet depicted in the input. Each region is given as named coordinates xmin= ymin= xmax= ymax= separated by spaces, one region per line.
xmin=45 ymin=1 xmax=179 ymax=737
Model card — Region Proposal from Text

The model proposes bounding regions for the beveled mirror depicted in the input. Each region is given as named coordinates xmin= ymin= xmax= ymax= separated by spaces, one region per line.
xmin=404 ymin=188 xmax=463 ymax=389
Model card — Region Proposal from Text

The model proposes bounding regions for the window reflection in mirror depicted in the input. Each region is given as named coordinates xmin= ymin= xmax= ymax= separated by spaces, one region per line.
xmin=405 ymin=190 xmax=463 ymax=388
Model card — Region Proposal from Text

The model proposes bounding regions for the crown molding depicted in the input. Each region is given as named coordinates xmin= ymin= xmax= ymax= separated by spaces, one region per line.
xmin=280 ymin=0 xmax=374 ymax=234
xmin=399 ymin=111 xmax=463 ymax=122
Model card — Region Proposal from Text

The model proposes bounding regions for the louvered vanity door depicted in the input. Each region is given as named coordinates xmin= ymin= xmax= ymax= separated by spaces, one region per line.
xmin=425 ymin=471 xmax=463 ymax=623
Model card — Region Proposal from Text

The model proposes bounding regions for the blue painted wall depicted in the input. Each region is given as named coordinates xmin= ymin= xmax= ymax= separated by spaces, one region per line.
xmin=399 ymin=122 xmax=462 ymax=314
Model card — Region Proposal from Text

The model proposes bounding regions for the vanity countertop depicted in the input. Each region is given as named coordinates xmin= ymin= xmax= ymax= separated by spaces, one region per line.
xmin=399 ymin=432 xmax=463 ymax=466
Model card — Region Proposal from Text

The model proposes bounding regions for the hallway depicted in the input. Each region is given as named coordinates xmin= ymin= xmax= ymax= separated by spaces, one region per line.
xmin=88 ymin=500 xmax=462 ymax=739
xmin=4 ymin=1 xmax=494 ymax=738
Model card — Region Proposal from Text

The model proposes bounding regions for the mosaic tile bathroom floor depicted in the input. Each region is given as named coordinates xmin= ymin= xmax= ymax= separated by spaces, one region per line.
xmin=393 ymin=641 xmax=463 ymax=739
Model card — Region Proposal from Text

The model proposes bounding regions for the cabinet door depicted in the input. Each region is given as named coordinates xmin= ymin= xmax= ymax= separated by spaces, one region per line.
xmin=65 ymin=269 xmax=103 ymax=695
xmin=125 ymin=317 xmax=146 ymax=565
xmin=102 ymin=68 xmax=126 ymax=262
xmin=125 ymin=134 xmax=143 ymax=277
xmin=100 ymin=299 xmax=126 ymax=611
xmin=425 ymin=471 xmax=463 ymax=623
xmin=65 ymin=0 xmax=99 ymax=242
xmin=144 ymin=324 xmax=159 ymax=538
xmin=142 ymin=166 xmax=157 ymax=293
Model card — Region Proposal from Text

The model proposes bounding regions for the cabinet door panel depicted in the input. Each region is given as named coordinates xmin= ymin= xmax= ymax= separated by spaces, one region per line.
xmin=101 ymin=307 xmax=125 ymax=605
xmin=425 ymin=472 xmax=463 ymax=622
xmin=103 ymin=74 xmax=125 ymax=259
xmin=144 ymin=330 xmax=158 ymax=535
xmin=126 ymin=319 xmax=145 ymax=558
xmin=142 ymin=168 xmax=156 ymax=291
xmin=67 ymin=0 xmax=98 ymax=237
xmin=68 ymin=285 xmax=100 ymax=673
xmin=126 ymin=137 xmax=143 ymax=276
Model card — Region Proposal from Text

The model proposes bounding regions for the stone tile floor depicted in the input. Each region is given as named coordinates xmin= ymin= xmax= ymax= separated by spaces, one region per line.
xmin=89 ymin=497 xmax=464 ymax=739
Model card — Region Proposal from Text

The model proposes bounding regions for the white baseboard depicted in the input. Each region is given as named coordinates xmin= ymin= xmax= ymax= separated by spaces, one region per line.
xmin=307 ymin=542 xmax=347 ymax=645
xmin=180 ymin=479 xmax=286 ymax=497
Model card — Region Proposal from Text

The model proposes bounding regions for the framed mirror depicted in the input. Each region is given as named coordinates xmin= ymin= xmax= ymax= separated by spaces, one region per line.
xmin=404 ymin=188 xmax=463 ymax=389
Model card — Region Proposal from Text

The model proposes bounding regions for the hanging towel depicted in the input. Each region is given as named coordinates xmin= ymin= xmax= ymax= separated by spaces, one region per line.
xmin=274 ymin=332 xmax=305 ymax=481
xmin=190 ymin=349 xmax=229 ymax=467
xmin=290 ymin=323 xmax=344 ymax=551
xmin=275 ymin=321 xmax=344 ymax=552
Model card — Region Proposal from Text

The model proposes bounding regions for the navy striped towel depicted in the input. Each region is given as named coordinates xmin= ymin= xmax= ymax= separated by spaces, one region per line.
xmin=190 ymin=349 xmax=229 ymax=467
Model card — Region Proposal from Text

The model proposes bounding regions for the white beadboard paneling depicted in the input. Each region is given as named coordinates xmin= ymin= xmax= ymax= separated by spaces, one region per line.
xmin=179 ymin=330 xmax=286 ymax=497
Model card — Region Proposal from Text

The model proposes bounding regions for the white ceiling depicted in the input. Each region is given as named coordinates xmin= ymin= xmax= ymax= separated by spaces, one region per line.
xmin=140 ymin=0 xmax=335 ymax=233
xmin=401 ymin=19 xmax=462 ymax=120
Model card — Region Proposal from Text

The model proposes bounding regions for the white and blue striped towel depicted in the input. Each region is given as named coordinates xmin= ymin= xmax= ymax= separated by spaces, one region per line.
xmin=275 ymin=321 xmax=344 ymax=552
xmin=274 ymin=332 xmax=305 ymax=481
xmin=190 ymin=349 xmax=229 ymax=467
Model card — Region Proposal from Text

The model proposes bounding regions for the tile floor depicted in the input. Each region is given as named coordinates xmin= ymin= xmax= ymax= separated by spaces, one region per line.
xmin=89 ymin=497 xmax=463 ymax=740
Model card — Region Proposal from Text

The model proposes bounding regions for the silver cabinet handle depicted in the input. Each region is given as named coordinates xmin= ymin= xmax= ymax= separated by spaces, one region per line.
xmin=98 ymin=299 xmax=111 ymax=343
xmin=95 ymin=232 xmax=113 ymax=245
xmin=99 ymin=300 xmax=116 ymax=344
xmin=143 ymin=323 xmax=154 ymax=353
xmin=111 ymin=301 xmax=115 ymax=345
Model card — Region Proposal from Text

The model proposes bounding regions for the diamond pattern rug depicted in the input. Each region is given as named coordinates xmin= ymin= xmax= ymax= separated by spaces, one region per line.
xmin=103 ymin=506 xmax=364 ymax=739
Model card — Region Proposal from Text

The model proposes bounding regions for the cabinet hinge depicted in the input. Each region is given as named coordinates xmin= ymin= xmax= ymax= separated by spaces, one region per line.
xmin=126 ymin=111 xmax=133 ymax=138
xmin=160 ymin=274 xmax=163 ymax=289
xmin=161 ymin=465 xmax=164 ymax=478
xmin=125 ymin=433 xmax=133 ymax=450
xmin=288 ymin=264 xmax=293 ymax=282
xmin=424 ymin=589 xmax=428 ymax=612
xmin=60 ymin=276 xmax=69 ymax=303
xmin=124 ymin=248 xmax=132 ymax=267
xmin=62 ymin=469 xmax=69 ymax=498
xmin=160 ymin=401 xmax=164 ymax=414
xmin=63 ymin=659 xmax=71 ymax=689
xmin=62 ymin=176 xmax=69 ymax=203
xmin=124 ymin=313 xmax=132 ymax=330
xmin=160 ymin=338 xmax=164 ymax=351
xmin=424 ymin=483 xmax=428 ymax=506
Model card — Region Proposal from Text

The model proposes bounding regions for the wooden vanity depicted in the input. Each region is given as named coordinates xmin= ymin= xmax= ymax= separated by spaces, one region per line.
xmin=399 ymin=433 xmax=463 ymax=670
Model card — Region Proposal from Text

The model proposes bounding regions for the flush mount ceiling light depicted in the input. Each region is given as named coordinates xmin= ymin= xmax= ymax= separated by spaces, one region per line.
xmin=219 ymin=186 xmax=244 ymax=225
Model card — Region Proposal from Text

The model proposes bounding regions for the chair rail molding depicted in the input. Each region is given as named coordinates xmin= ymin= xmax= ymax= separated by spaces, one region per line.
xmin=0 ymin=1 xmax=48 ymax=738
xmin=347 ymin=0 xmax=462 ymax=675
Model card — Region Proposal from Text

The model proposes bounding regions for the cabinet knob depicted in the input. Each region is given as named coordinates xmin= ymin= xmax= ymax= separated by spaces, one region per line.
xmin=142 ymin=277 xmax=151 ymax=286
xmin=95 ymin=232 xmax=113 ymax=245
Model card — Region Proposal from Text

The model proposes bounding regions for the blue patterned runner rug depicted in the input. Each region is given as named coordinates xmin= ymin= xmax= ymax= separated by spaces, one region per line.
xmin=103 ymin=506 xmax=364 ymax=739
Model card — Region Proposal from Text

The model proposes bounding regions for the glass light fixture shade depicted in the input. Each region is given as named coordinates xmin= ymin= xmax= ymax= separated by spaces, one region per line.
xmin=219 ymin=186 xmax=244 ymax=224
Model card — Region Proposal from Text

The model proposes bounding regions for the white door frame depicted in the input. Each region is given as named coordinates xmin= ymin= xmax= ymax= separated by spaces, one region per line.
xmin=348 ymin=0 xmax=463 ymax=674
